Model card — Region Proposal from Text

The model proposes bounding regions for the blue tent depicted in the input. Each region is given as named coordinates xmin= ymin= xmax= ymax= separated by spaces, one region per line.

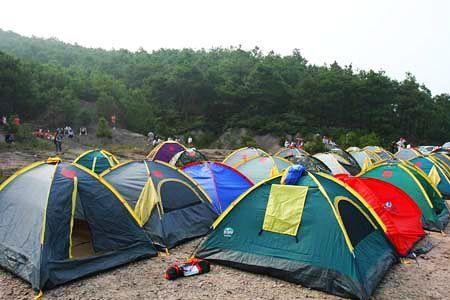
xmin=182 ymin=162 xmax=254 ymax=214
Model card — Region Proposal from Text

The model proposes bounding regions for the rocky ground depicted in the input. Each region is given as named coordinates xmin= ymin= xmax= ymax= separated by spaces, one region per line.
xmin=1 ymin=229 xmax=450 ymax=300
xmin=1 ymin=139 xmax=450 ymax=299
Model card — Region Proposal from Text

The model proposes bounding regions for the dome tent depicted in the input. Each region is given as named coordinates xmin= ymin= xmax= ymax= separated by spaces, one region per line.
xmin=360 ymin=161 xmax=449 ymax=231
xmin=0 ymin=159 xmax=156 ymax=291
xmin=288 ymin=154 xmax=331 ymax=174
xmin=394 ymin=148 xmax=422 ymax=161
xmin=329 ymin=148 xmax=362 ymax=175
xmin=274 ymin=147 xmax=309 ymax=159
xmin=147 ymin=141 xmax=187 ymax=163
xmin=195 ymin=171 xmax=397 ymax=299
xmin=336 ymin=174 xmax=424 ymax=256
xmin=313 ymin=153 xmax=350 ymax=175
xmin=235 ymin=155 xmax=292 ymax=183
xmin=73 ymin=149 xmax=119 ymax=174
xmin=182 ymin=161 xmax=254 ymax=214
xmin=363 ymin=146 xmax=393 ymax=161
xmin=223 ymin=147 xmax=269 ymax=168
xmin=169 ymin=148 xmax=207 ymax=168
xmin=101 ymin=159 xmax=217 ymax=250
xmin=431 ymin=153 xmax=450 ymax=172
xmin=410 ymin=156 xmax=450 ymax=197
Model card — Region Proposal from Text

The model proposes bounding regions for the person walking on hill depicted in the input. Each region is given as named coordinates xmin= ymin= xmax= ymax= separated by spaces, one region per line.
xmin=54 ymin=131 xmax=63 ymax=154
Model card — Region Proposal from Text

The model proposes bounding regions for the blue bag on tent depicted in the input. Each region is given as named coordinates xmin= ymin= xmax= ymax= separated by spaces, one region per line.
xmin=281 ymin=165 xmax=306 ymax=185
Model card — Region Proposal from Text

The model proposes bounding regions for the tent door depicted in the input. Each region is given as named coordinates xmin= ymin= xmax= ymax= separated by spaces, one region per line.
xmin=69 ymin=177 xmax=95 ymax=258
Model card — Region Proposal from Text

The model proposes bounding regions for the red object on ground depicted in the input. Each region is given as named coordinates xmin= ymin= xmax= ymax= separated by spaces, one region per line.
xmin=165 ymin=258 xmax=210 ymax=280
xmin=336 ymin=174 xmax=425 ymax=256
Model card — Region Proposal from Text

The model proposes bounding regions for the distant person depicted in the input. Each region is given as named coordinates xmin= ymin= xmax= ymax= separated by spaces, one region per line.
xmin=284 ymin=140 xmax=289 ymax=148
xmin=396 ymin=137 xmax=405 ymax=152
xmin=54 ymin=132 xmax=63 ymax=153
xmin=80 ymin=127 xmax=88 ymax=135
xmin=188 ymin=136 xmax=193 ymax=146
xmin=289 ymin=141 xmax=295 ymax=149
xmin=322 ymin=136 xmax=329 ymax=145
xmin=111 ymin=114 xmax=117 ymax=130
xmin=13 ymin=116 xmax=20 ymax=126
xmin=147 ymin=131 xmax=154 ymax=145
xmin=1 ymin=115 xmax=6 ymax=126
xmin=5 ymin=133 xmax=14 ymax=144
xmin=64 ymin=125 xmax=69 ymax=135
xmin=68 ymin=127 xmax=74 ymax=138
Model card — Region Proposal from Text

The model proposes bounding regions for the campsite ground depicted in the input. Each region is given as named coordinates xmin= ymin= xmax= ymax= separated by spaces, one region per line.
xmin=1 ymin=135 xmax=450 ymax=299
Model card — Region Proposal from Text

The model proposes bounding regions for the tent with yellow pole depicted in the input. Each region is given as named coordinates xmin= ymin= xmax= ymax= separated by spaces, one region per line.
xmin=363 ymin=146 xmax=393 ymax=161
xmin=195 ymin=168 xmax=397 ymax=299
xmin=73 ymin=149 xmax=119 ymax=174
xmin=410 ymin=156 xmax=450 ymax=198
xmin=0 ymin=158 xmax=156 ymax=291
xmin=223 ymin=147 xmax=269 ymax=168
xmin=101 ymin=159 xmax=217 ymax=250
xmin=235 ymin=155 xmax=292 ymax=183
xmin=360 ymin=161 xmax=449 ymax=231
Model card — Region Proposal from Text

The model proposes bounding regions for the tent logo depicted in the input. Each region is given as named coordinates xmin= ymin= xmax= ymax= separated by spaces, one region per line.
xmin=223 ymin=227 xmax=234 ymax=238
xmin=384 ymin=201 xmax=392 ymax=209
xmin=382 ymin=170 xmax=393 ymax=178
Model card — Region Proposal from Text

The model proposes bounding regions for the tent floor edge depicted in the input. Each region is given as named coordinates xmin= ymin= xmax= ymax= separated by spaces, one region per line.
xmin=422 ymin=208 xmax=450 ymax=232
xmin=42 ymin=241 xmax=156 ymax=290
xmin=195 ymin=248 xmax=392 ymax=300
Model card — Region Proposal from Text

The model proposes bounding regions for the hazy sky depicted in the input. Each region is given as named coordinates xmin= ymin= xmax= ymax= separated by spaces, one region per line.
xmin=1 ymin=0 xmax=449 ymax=94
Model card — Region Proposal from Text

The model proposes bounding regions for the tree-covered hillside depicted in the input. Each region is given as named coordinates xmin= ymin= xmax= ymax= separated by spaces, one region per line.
xmin=0 ymin=29 xmax=448 ymax=147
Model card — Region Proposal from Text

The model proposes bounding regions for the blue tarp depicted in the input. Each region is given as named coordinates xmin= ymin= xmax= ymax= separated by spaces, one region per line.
xmin=183 ymin=162 xmax=253 ymax=214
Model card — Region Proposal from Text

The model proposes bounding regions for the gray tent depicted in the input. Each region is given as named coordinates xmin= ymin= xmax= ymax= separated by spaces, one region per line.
xmin=0 ymin=160 xmax=156 ymax=291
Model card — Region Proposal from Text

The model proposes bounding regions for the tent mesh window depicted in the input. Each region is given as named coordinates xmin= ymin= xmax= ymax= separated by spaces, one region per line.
xmin=337 ymin=199 xmax=375 ymax=248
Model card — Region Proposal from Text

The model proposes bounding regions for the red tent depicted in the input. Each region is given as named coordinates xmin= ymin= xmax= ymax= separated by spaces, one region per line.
xmin=336 ymin=174 xmax=425 ymax=256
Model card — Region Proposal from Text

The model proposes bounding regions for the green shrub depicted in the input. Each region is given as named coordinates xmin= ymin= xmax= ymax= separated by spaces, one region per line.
xmin=303 ymin=135 xmax=326 ymax=154
xmin=240 ymin=135 xmax=258 ymax=148
xmin=96 ymin=117 xmax=112 ymax=138
xmin=77 ymin=108 xmax=95 ymax=126
xmin=359 ymin=132 xmax=381 ymax=147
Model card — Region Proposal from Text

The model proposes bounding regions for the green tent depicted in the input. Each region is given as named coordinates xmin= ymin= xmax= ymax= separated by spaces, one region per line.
xmin=360 ymin=161 xmax=449 ymax=231
xmin=431 ymin=153 xmax=450 ymax=174
xmin=410 ymin=156 xmax=450 ymax=198
xmin=73 ymin=149 xmax=119 ymax=174
xmin=195 ymin=171 xmax=396 ymax=299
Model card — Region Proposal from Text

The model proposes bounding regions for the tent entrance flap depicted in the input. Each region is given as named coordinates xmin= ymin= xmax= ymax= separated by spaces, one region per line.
xmin=262 ymin=184 xmax=308 ymax=236
xmin=134 ymin=178 xmax=159 ymax=223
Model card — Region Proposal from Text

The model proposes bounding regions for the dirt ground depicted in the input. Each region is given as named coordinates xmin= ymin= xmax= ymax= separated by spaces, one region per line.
xmin=1 ymin=146 xmax=450 ymax=299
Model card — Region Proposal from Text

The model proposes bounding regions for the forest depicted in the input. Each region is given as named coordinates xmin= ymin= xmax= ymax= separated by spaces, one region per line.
xmin=0 ymin=28 xmax=449 ymax=148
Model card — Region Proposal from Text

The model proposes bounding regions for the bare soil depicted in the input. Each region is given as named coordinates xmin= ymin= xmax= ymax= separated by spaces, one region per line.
xmin=1 ymin=145 xmax=450 ymax=299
